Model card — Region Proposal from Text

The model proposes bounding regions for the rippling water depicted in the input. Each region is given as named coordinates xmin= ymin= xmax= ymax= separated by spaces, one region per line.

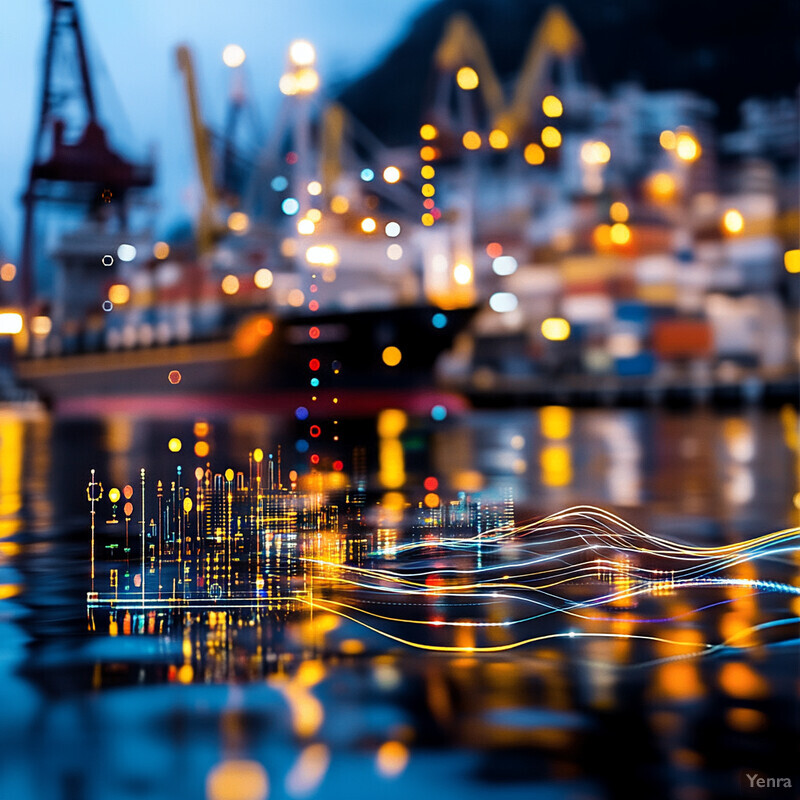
xmin=1 ymin=405 xmax=798 ymax=799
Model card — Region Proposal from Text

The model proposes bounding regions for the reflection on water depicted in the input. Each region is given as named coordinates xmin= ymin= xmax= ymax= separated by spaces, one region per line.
xmin=1 ymin=405 xmax=799 ymax=799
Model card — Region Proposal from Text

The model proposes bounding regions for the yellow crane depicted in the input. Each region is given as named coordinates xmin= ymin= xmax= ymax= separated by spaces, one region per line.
xmin=176 ymin=44 xmax=220 ymax=254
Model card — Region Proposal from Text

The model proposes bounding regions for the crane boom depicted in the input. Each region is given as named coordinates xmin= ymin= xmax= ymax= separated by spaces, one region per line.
xmin=176 ymin=44 xmax=219 ymax=253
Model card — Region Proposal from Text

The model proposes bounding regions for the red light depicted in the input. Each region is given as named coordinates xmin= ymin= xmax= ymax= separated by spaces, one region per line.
xmin=486 ymin=242 xmax=503 ymax=258
xmin=333 ymin=460 xmax=343 ymax=471
xmin=423 ymin=198 xmax=435 ymax=209
xmin=310 ymin=454 xmax=319 ymax=464
xmin=423 ymin=476 xmax=438 ymax=491
xmin=309 ymin=326 xmax=320 ymax=339
xmin=309 ymin=425 xmax=321 ymax=438
xmin=286 ymin=151 xmax=298 ymax=164
xmin=310 ymin=284 xmax=318 ymax=293
xmin=308 ymin=300 xmax=319 ymax=311
xmin=432 ymin=208 xmax=442 ymax=220
xmin=309 ymin=358 xmax=320 ymax=371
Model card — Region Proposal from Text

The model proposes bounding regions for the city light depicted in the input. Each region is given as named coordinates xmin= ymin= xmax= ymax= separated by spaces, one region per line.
xmin=580 ymin=140 xmax=611 ymax=164
xmin=541 ymin=317 xmax=571 ymax=341
xmin=675 ymin=131 xmax=701 ymax=161
xmin=0 ymin=263 xmax=17 ymax=281
xmin=153 ymin=241 xmax=170 ymax=259
xmin=453 ymin=263 xmax=472 ymax=284
xmin=542 ymin=94 xmax=563 ymax=117
xmin=462 ymin=130 xmax=481 ymax=150
xmin=221 ymin=275 xmax=240 ymax=295
xmin=659 ymin=130 xmax=676 ymax=150
xmin=456 ymin=66 xmax=479 ymax=90
xmin=31 ymin=315 xmax=52 ymax=336
xmin=297 ymin=218 xmax=315 ymax=235
xmin=108 ymin=284 xmax=130 ymax=305
xmin=722 ymin=208 xmax=744 ymax=234
xmin=360 ymin=217 xmax=377 ymax=233
xmin=489 ymin=292 xmax=519 ymax=313
xmin=610 ymin=223 xmax=631 ymax=245
xmin=305 ymin=245 xmax=339 ymax=266
xmin=541 ymin=126 xmax=562 ymax=148
xmin=489 ymin=129 xmax=509 ymax=149
xmin=524 ymin=143 xmax=545 ymax=165
xmin=117 ymin=243 xmax=136 ymax=261
xmin=492 ymin=255 xmax=518 ymax=275
xmin=307 ymin=180 xmax=322 ymax=195
xmin=222 ymin=44 xmax=246 ymax=68
xmin=419 ymin=123 xmax=438 ymax=140
xmin=381 ymin=346 xmax=402 ymax=367
xmin=289 ymin=39 xmax=315 ymax=66
xmin=385 ymin=221 xmax=401 ymax=237
xmin=785 ymin=249 xmax=800 ymax=273
xmin=382 ymin=166 xmax=401 ymax=183
xmin=0 ymin=312 xmax=23 ymax=335
xmin=227 ymin=211 xmax=249 ymax=233
xmin=610 ymin=201 xmax=629 ymax=222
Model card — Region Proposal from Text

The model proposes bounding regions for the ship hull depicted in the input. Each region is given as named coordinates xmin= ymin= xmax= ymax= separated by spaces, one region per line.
xmin=16 ymin=305 xmax=474 ymax=410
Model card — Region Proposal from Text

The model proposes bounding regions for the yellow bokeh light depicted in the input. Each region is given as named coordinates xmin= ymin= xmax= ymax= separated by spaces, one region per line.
xmin=420 ymin=145 xmax=437 ymax=161
xmin=279 ymin=73 xmax=298 ymax=95
xmin=421 ymin=183 xmax=435 ymax=197
xmin=541 ymin=317 xmax=570 ymax=341
xmin=659 ymin=130 xmax=676 ymax=150
xmin=227 ymin=211 xmax=249 ymax=233
xmin=420 ymin=123 xmax=438 ymax=140
xmin=308 ymin=208 xmax=321 ymax=222
xmin=361 ymin=217 xmax=377 ymax=233
xmin=295 ymin=67 xmax=319 ymax=93
xmin=183 ymin=497 xmax=193 ymax=513
xmin=253 ymin=448 xmax=264 ymax=463
xmin=330 ymin=195 xmax=349 ymax=214
xmin=206 ymin=760 xmax=269 ymax=800
xmin=297 ymin=218 xmax=315 ymax=235
xmin=541 ymin=126 xmax=562 ymax=148
xmin=306 ymin=245 xmax=339 ymax=266
xmin=108 ymin=488 xmax=120 ymax=503
xmin=540 ymin=405 xmax=572 ymax=440
xmin=153 ymin=241 xmax=170 ymax=259
xmin=462 ymin=130 xmax=481 ymax=150
xmin=225 ymin=468 xmax=234 ymax=482
xmin=222 ymin=44 xmax=246 ymax=68
xmin=108 ymin=284 xmax=130 ymax=305
xmin=580 ymin=140 xmax=610 ymax=164
xmin=377 ymin=408 xmax=407 ymax=438
xmin=168 ymin=438 xmax=182 ymax=453
xmin=420 ymin=164 xmax=435 ymax=179
xmin=524 ymin=143 xmax=545 ymax=165
xmin=254 ymin=268 xmax=274 ymax=289
xmin=593 ymin=224 xmax=613 ymax=250
xmin=540 ymin=444 xmax=572 ymax=487
xmin=784 ymin=249 xmax=800 ymax=273
xmin=0 ymin=312 xmax=23 ymax=334
xmin=287 ymin=289 xmax=305 ymax=307
xmin=383 ymin=166 xmax=401 ymax=183
xmin=610 ymin=201 xmax=629 ymax=222
xmin=289 ymin=39 xmax=316 ymax=67
xmin=194 ymin=421 xmax=209 ymax=438
xmin=610 ymin=223 xmax=631 ymax=245
xmin=382 ymin=346 xmax=402 ymax=367
xmin=488 ymin=129 xmax=509 ymax=149
xmin=722 ymin=209 xmax=744 ymax=235
xmin=31 ymin=315 xmax=52 ymax=336
xmin=453 ymin=263 xmax=472 ymax=285
xmin=421 ymin=213 xmax=434 ymax=227
xmin=675 ymin=132 xmax=701 ymax=162
xmin=177 ymin=664 xmax=194 ymax=683
xmin=0 ymin=263 xmax=16 ymax=282
xmin=456 ymin=66 xmax=479 ymax=90
xmin=647 ymin=171 xmax=677 ymax=201
xmin=194 ymin=441 xmax=210 ymax=458
xmin=376 ymin=741 xmax=409 ymax=778
xmin=542 ymin=94 xmax=563 ymax=117
xmin=424 ymin=492 xmax=440 ymax=508
xmin=221 ymin=274 xmax=240 ymax=295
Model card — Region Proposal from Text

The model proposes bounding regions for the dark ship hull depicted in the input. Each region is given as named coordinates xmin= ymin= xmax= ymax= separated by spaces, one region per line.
xmin=17 ymin=304 xmax=475 ymax=413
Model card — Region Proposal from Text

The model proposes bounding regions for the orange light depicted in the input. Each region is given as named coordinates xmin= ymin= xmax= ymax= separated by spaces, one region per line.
xmin=456 ymin=66 xmax=479 ymax=90
xmin=194 ymin=441 xmax=210 ymax=457
xmin=722 ymin=209 xmax=744 ymax=235
xmin=360 ymin=217 xmax=377 ymax=233
xmin=420 ymin=123 xmax=438 ymax=140
xmin=108 ymin=284 xmax=130 ymax=305
xmin=221 ymin=274 xmax=240 ymax=295
xmin=488 ymin=129 xmax=509 ymax=149
xmin=542 ymin=95 xmax=563 ymax=117
xmin=462 ymin=131 xmax=481 ymax=150
xmin=541 ymin=126 xmax=562 ymax=148
xmin=420 ymin=145 xmax=438 ymax=161
xmin=524 ymin=143 xmax=545 ymax=165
